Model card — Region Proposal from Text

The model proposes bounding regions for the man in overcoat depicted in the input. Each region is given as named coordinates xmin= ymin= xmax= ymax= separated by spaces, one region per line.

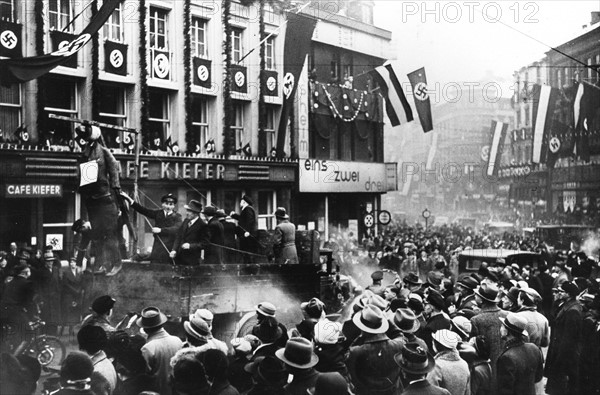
xmin=273 ymin=207 xmax=298 ymax=264
xmin=496 ymin=313 xmax=544 ymax=395
xmin=231 ymin=195 xmax=258 ymax=263
xmin=121 ymin=192 xmax=182 ymax=263
xmin=544 ymin=281 xmax=583 ymax=395
xmin=170 ymin=200 xmax=209 ymax=265
xmin=202 ymin=206 xmax=225 ymax=265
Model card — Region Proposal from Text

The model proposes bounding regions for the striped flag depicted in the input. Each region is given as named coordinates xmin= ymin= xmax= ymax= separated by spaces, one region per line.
xmin=486 ymin=120 xmax=508 ymax=177
xmin=370 ymin=62 xmax=413 ymax=127
xmin=531 ymin=84 xmax=558 ymax=164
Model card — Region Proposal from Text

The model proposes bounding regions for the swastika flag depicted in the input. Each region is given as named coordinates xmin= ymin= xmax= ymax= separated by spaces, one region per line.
xmin=407 ymin=67 xmax=433 ymax=133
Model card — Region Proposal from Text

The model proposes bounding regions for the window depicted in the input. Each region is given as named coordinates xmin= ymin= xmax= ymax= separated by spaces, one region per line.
xmin=265 ymin=105 xmax=276 ymax=154
xmin=257 ymin=190 xmax=276 ymax=230
xmin=43 ymin=77 xmax=77 ymax=145
xmin=0 ymin=0 xmax=16 ymax=21
xmin=191 ymin=17 xmax=207 ymax=58
xmin=192 ymin=95 xmax=209 ymax=150
xmin=564 ymin=67 xmax=570 ymax=86
xmin=148 ymin=89 xmax=170 ymax=149
xmin=556 ymin=69 xmax=562 ymax=89
xmin=0 ymin=84 xmax=21 ymax=140
xmin=265 ymin=36 xmax=275 ymax=70
xmin=103 ymin=4 xmax=123 ymax=42
xmin=149 ymin=7 xmax=169 ymax=50
xmin=588 ymin=58 xmax=593 ymax=81
xmin=49 ymin=0 xmax=73 ymax=32
xmin=232 ymin=101 xmax=244 ymax=147
xmin=98 ymin=84 xmax=126 ymax=148
xmin=231 ymin=28 xmax=243 ymax=63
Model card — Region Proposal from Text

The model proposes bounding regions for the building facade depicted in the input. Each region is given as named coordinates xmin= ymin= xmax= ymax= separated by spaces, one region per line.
xmin=0 ymin=0 xmax=396 ymax=256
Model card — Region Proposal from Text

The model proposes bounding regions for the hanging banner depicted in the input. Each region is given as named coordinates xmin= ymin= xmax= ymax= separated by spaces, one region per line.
xmin=104 ymin=41 xmax=127 ymax=75
xmin=0 ymin=21 xmax=22 ymax=58
xmin=51 ymin=31 xmax=79 ymax=68
xmin=0 ymin=0 xmax=122 ymax=84
xmin=263 ymin=69 xmax=278 ymax=97
xmin=193 ymin=57 xmax=212 ymax=88
xmin=230 ymin=65 xmax=247 ymax=93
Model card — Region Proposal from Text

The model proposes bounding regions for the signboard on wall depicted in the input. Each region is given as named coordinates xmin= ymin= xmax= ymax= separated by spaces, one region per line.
xmin=5 ymin=184 xmax=63 ymax=198
xmin=46 ymin=234 xmax=64 ymax=251
xmin=299 ymin=160 xmax=398 ymax=193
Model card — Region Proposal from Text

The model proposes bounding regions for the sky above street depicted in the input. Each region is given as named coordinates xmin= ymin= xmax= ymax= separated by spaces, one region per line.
xmin=373 ymin=0 xmax=599 ymax=97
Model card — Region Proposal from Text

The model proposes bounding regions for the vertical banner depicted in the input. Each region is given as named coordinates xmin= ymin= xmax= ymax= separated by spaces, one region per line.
xmin=407 ymin=67 xmax=433 ymax=133
xmin=531 ymin=84 xmax=558 ymax=164
xmin=104 ymin=41 xmax=128 ymax=75
xmin=486 ymin=120 xmax=508 ymax=177
xmin=275 ymin=13 xmax=317 ymax=157
xmin=297 ymin=60 xmax=310 ymax=158
xmin=193 ymin=57 xmax=212 ymax=88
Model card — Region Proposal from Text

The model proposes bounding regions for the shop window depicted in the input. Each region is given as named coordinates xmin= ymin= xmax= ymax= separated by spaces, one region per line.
xmin=192 ymin=94 xmax=209 ymax=151
xmin=49 ymin=0 xmax=74 ymax=32
xmin=232 ymin=101 xmax=244 ymax=148
xmin=148 ymin=89 xmax=170 ymax=150
xmin=0 ymin=84 xmax=21 ymax=141
xmin=98 ymin=84 xmax=126 ymax=148
xmin=191 ymin=17 xmax=207 ymax=58
xmin=265 ymin=36 xmax=275 ymax=70
xmin=43 ymin=77 xmax=77 ymax=145
xmin=231 ymin=28 xmax=243 ymax=64
xmin=265 ymin=105 xmax=276 ymax=154
xmin=257 ymin=190 xmax=275 ymax=230
xmin=149 ymin=7 xmax=169 ymax=50
xmin=103 ymin=3 xmax=123 ymax=42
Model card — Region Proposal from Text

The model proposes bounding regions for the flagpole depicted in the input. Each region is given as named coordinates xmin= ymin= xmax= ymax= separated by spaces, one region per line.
xmin=236 ymin=1 xmax=312 ymax=65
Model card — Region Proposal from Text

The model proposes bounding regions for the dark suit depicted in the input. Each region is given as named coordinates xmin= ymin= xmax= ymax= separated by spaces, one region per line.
xmin=132 ymin=203 xmax=182 ymax=263
xmin=220 ymin=218 xmax=238 ymax=263
xmin=172 ymin=217 xmax=209 ymax=265
xmin=544 ymin=298 xmax=583 ymax=395
xmin=205 ymin=217 xmax=225 ymax=265
xmin=401 ymin=379 xmax=451 ymax=395
xmin=496 ymin=338 xmax=544 ymax=395
xmin=231 ymin=205 xmax=258 ymax=263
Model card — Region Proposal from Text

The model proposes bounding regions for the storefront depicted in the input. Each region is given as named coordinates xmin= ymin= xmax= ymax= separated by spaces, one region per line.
xmin=295 ymin=158 xmax=397 ymax=242
xmin=0 ymin=148 xmax=296 ymax=258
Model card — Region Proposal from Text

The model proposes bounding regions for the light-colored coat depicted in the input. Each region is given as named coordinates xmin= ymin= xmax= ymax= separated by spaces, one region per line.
xmin=141 ymin=328 xmax=183 ymax=395
xmin=515 ymin=306 xmax=550 ymax=347
xmin=428 ymin=349 xmax=471 ymax=395
xmin=273 ymin=220 xmax=298 ymax=264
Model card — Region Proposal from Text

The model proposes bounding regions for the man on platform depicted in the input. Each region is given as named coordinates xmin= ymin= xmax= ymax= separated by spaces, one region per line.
xmin=120 ymin=192 xmax=182 ymax=264
xmin=231 ymin=195 xmax=258 ymax=263
xmin=170 ymin=200 xmax=209 ymax=265
xmin=202 ymin=206 xmax=225 ymax=265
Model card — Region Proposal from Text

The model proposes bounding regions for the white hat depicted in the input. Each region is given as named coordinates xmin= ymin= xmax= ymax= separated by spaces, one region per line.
xmin=432 ymin=329 xmax=461 ymax=350
xmin=314 ymin=320 xmax=343 ymax=344
xmin=190 ymin=308 xmax=213 ymax=329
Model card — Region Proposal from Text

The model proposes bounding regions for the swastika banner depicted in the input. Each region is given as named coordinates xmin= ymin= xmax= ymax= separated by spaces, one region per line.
xmin=407 ymin=67 xmax=433 ymax=133
xmin=104 ymin=40 xmax=127 ymax=76
xmin=0 ymin=21 xmax=22 ymax=58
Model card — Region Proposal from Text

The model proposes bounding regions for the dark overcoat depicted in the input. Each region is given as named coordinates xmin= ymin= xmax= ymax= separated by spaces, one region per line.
xmin=496 ymin=338 xmax=544 ymax=395
xmin=131 ymin=202 xmax=182 ymax=263
xmin=172 ymin=217 xmax=209 ymax=265
xmin=205 ymin=217 xmax=225 ymax=265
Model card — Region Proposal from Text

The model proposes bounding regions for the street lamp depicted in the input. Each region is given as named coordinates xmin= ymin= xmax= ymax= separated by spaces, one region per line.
xmin=422 ymin=208 xmax=431 ymax=230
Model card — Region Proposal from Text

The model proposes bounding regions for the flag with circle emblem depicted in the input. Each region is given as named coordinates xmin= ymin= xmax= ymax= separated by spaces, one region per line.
xmin=407 ymin=67 xmax=433 ymax=133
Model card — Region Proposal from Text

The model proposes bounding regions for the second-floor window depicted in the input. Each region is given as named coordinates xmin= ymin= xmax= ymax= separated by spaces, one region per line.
xmin=149 ymin=89 xmax=170 ymax=147
xmin=265 ymin=36 xmax=275 ymax=70
xmin=231 ymin=28 xmax=243 ymax=63
xmin=265 ymin=105 xmax=276 ymax=154
xmin=49 ymin=0 xmax=74 ymax=32
xmin=0 ymin=84 xmax=21 ymax=140
xmin=149 ymin=7 xmax=168 ymax=50
xmin=192 ymin=95 xmax=208 ymax=150
xmin=103 ymin=4 xmax=123 ymax=42
xmin=98 ymin=84 xmax=126 ymax=148
xmin=191 ymin=17 xmax=207 ymax=58
xmin=232 ymin=101 xmax=244 ymax=147
xmin=0 ymin=0 xmax=17 ymax=21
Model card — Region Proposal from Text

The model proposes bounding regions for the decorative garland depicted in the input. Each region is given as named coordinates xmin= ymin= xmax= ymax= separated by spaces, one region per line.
xmin=91 ymin=0 xmax=99 ymax=121
xmin=257 ymin=0 xmax=266 ymax=157
xmin=321 ymin=83 xmax=365 ymax=123
xmin=222 ymin=0 xmax=234 ymax=156
xmin=138 ymin=0 xmax=150 ymax=150
xmin=183 ymin=0 xmax=193 ymax=153
xmin=35 ymin=0 xmax=45 ymax=139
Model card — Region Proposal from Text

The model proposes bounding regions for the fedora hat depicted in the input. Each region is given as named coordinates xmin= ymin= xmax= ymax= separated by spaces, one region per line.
xmin=314 ymin=372 xmax=350 ymax=395
xmin=161 ymin=193 xmax=177 ymax=204
xmin=275 ymin=337 xmax=319 ymax=369
xmin=352 ymin=304 xmax=389 ymax=334
xmin=202 ymin=206 xmax=218 ymax=217
xmin=245 ymin=356 xmax=287 ymax=385
xmin=241 ymin=195 xmax=254 ymax=206
xmin=216 ymin=209 xmax=227 ymax=218
xmin=474 ymin=283 xmax=500 ymax=303
xmin=451 ymin=315 xmax=472 ymax=339
xmin=518 ymin=287 xmax=542 ymax=303
xmin=190 ymin=308 xmax=213 ymax=328
xmin=367 ymin=294 xmax=389 ymax=311
xmin=432 ymin=329 xmax=461 ymax=350
xmin=393 ymin=308 xmax=420 ymax=333
xmin=499 ymin=313 xmax=529 ymax=338
xmin=457 ymin=276 xmax=479 ymax=291
xmin=273 ymin=207 xmax=289 ymax=219
xmin=301 ymin=298 xmax=325 ymax=320
xmin=256 ymin=302 xmax=277 ymax=317
xmin=184 ymin=200 xmax=203 ymax=213
xmin=184 ymin=316 xmax=210 ymax=340
xmin=136 ymin=306 xmax=167 ymax=329
xmin=403 ymin=273 xmax=422 ymax=286
xmin=394 ymin=342 xmax=435 ymax=374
